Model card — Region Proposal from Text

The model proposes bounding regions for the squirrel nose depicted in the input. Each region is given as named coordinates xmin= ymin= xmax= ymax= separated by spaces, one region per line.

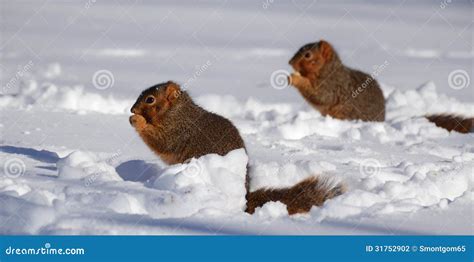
xmin=131 ymin=107 xmax=137 ymax=114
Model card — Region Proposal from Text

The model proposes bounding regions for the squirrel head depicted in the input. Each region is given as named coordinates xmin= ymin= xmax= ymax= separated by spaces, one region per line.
xmin=130 ymin=81 xmax=183 ymax=125
xmin=289 ymin=40 xmax=334 ymax=78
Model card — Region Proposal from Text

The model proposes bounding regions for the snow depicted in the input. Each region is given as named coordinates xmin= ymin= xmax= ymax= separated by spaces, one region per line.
xmin=254 ymin=201 xmax=288 ymax=219
xmin=57 ymin=151 xmax=123 ymax=182
xmin=0 ymin=0 xmax=472 ymax=235
xmin=0 ymin=79 xmax=131 ymax=115
xmin=148 ymin=149 xmax=248 ymax=216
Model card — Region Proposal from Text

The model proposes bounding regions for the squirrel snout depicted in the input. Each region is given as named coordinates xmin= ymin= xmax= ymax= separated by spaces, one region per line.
xmin=131 ymin=107 xmax=137 ymax=114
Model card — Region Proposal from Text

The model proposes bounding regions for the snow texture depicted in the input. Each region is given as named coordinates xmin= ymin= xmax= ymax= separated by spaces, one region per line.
xmin=0 ymin=0 xmax=472 ymax=235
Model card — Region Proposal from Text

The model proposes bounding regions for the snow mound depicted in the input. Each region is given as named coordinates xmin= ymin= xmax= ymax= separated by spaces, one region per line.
xmin=0 ymin=80 xmax=132 ymax=114
xmin=272 ymin=110 xmax=449 ymax=142
xmin=312 ymin=159 xmax=472 ymax=220
xmin=386 ymin=81 xmax=474 ymax=121
xmin=276 ymin=111 xmax=356 ymax=140
xmin=57 ymin=151 xmax=123 ymax=184
xmin=254 ymin=201 xmax=288 ymax=219
xmin=250 ymin=160 xmax=337 ymax=191
xmin=148 ymin=149 xmax=248 ymax=215
xmin=0 ymin=194 xmax=56 ymax=234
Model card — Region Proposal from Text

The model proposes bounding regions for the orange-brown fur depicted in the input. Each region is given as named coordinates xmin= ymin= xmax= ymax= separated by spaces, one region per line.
xmin=245 ymin=177 xmax=345 ymax=215
xmin=289 ymin=40 xmax=385 ymax=122
xmin=426 ymin=114 xmax=473 ymax=134
xmin=130 ymin=81 xmax=345 ymax=215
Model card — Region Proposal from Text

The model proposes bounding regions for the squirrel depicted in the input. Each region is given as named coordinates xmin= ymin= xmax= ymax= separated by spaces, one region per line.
xmin=288 ymin=40 xmax=473 ymax=133
xmin=129 ymin=81 xmax=245 ymax=164
xmin=130 ymin=81 xmax=345 ymax=215
xmin=288 ymin=40 xmax=385 ymax=122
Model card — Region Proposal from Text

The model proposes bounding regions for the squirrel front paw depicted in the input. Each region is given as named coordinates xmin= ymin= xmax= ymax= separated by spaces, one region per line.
xmin=289 ymin=72 xmax=303 ymax=84
xmin=289 ymin=72 xmax=311 ymax=90
xmin=288 ymin=74 xmax=296 ymax=87
xmin=129 ymin=114 xmax=147 ymax=130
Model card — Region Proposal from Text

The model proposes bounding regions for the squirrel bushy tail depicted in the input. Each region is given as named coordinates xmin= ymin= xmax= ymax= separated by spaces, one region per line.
xmin=425 ymin=114 xmax=473 ymax=134
xmin=245 ymin=176 xmax=345 ymax=215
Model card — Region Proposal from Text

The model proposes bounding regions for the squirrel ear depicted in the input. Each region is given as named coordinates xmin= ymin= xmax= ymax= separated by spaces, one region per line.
xmin=318 ymin=40 xmax=333 ymax=60
xmin=165 ymin=81 xmax=181 ymax=103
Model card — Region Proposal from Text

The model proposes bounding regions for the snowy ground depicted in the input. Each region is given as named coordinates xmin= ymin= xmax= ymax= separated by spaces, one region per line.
xmin=0 ymin=0 xmax=473 ymax=235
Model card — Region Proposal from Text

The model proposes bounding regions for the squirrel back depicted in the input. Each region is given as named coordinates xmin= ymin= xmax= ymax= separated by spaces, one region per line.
xmin=289 ymin=40 xmax=385 ymax=122
xmin=130 ymin=81 xmax=344 ymax=215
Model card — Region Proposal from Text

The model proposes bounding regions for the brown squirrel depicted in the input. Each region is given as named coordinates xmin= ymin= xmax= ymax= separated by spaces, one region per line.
xmin=130 ymin=81 xmax=245 ymax=164
xmin=289 ymin=40 xmax=473 ymax=133
xmin=130 ymin=81 xmax=345 ymax=215
xmin=289 ymin=40 xmax=385 ymax=122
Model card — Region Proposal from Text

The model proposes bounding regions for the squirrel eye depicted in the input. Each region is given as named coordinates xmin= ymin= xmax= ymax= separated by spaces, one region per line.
xmin=304 ymin=52 xmax=312 ymax=59
xmin=145 ymin=96 xmax=155 ymax=104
